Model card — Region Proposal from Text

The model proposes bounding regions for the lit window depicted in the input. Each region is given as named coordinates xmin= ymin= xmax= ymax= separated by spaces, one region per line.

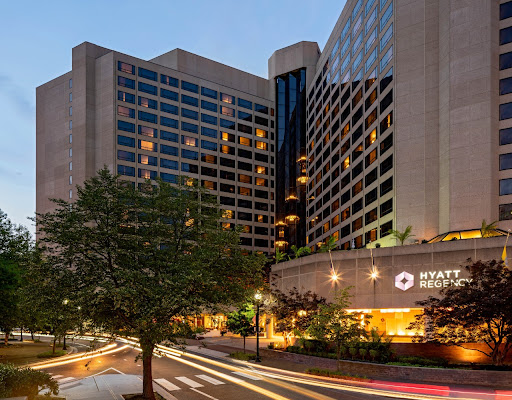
xmin=223 ymin=209 xmax=234 ymax=219
xmin=255 ymin=129 xmax=268 ymax=138
xmin=222 ymin=132 xmax=234 ymax=142
xmin=118 ymin=61 xmax=135 ymax=74
xmin=220 ymin=93 xmax=235 ymax=104
xmin=220 ymin=106 xmax=235 ymax=117
xmin=182 ymin=136 xmax=198 ymax=147
xmin=342 ymin=156 xmax=350 ymax=170
xmin=239 ymin=137 xmax=251 ymax=146
xmin=255 ymin=141 xmax=267 ymax=151
xmin=239 ymin=187 xmax=251 ymax=196
xmin=118 ymin=105 xmax=134 ymax=118
xmin=239 ymin=174 xmax=251 ymax=184
xmin=139 ymin=140 xmax=157 ymax=152
xmin=255 ymin=165 xmax=267 ymax=174
xmin=255 ymin=178 xmax=268 ymax=187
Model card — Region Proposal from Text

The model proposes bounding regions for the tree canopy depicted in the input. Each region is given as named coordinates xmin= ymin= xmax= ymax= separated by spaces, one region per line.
xmin=36 ymin=168 xmax=266 ymax=399
xmin=409 ymin=259 xmax=512 ymax=365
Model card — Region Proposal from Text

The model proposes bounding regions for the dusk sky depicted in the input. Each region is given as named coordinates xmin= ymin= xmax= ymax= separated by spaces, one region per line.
xmin=0 ymin=0 xmax=346 ymax=233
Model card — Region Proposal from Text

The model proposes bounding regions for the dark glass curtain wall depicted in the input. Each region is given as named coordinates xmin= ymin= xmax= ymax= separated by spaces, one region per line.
xmin=275 ymin=69 xmax=307 ymax=251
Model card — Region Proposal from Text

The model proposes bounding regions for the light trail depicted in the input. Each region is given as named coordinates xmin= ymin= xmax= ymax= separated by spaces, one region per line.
xmin=30 ymin=343 xmax=129 ymax=370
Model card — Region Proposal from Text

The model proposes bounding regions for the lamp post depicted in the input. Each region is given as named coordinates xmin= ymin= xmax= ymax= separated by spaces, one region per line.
xmin=62 ymin=299 xmax=69 ymax=350
xmin=254 ymin=291 xmax=262 ymax=362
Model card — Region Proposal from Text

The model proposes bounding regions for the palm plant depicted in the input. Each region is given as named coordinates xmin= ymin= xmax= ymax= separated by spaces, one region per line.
xmin=318 ymin=236 xmax=337 ymax=253
xmin=388 ymin=225 xmax=414 ymax=246
xmin=274 ymin=248 xmax=287 ymax=264
xmin=290 ymin=245 xmax=312 ymax=259
xmin=481 ymin=219 xmax=498 ymax=238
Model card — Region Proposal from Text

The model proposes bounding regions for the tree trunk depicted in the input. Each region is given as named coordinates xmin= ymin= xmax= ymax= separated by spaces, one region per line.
xmin=30 ymin=331 xmax=34 ymax=341
xmin=243 ymin=336 xmax=246 ymax=353
xmin=336 ymin=341 xmax=341 ymax=371
xmin=63 ymin=334 xmax=67 ymax=351
xmin=4 ymin=331 xmax=9 ymax=346
xmin=142 ymin=343 xmax=156 ymax=400
xmin=20 ymin=329 xmax=23 ymax=342
xmin=52 ymin=338 xmax=56 ymax=355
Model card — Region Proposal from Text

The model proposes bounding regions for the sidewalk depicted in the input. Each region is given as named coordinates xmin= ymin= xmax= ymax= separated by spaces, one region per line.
xmin=57 ymin=374 xmax=176 ymax=400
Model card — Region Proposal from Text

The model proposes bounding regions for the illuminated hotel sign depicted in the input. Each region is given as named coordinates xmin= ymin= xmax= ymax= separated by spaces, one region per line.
xmin=395 ymin=270 xmax=472 ymax=291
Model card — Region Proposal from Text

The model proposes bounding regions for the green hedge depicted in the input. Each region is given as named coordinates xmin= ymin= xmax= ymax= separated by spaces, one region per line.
xmin=229 ymin=351 xmax=257 ymax=361
xmin=0 ymin=363 xmax=58 ymax=399
xmin=306 ymin=368 xmax=369 ymax=381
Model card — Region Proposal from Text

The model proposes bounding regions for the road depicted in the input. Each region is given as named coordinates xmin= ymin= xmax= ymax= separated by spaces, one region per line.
xmin=36 ymin=339 xmax=400 ymax=400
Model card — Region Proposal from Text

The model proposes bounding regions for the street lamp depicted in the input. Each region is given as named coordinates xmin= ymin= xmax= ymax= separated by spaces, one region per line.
xmin=62 ymin=299 xmax=69 ymax=351
xmin=370 ymin=268 xmax=378 ymax=309
xmin=254 ymin=291 xmax=262 ymax=362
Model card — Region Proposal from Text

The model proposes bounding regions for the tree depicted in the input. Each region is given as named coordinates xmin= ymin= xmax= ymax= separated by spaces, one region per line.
xmin=36 ymin=169 xmax=265 ymax=400
xmin=308 ymin=288 xmax=370 ymax=364
xmin=269 ymin=288 xmax=326 ymax=349
xmin=408 ymin=259 xmax=512 ymax=365
xmin=289 ymin=245 xmax=312 ymax=259
xmin=318 ymin=236 xmax=337 ymax=253
xmin=0 ymin=210 xmax=31 ymax=345
xmin=226 ymin=304 xmax=255 ymax=353
xmin=388 ymin=225 xmax=414 ymax=246
xmin=481 ymin=219 xmax=498 ymax=238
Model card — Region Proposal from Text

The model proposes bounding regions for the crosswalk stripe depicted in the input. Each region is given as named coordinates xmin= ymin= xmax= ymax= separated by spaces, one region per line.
xmin=57 ymin=377 xmax=75 ymax=383
xmin=233 ymin=371 xmax=262 ymax=381
xmin=52 ymin=374 xmax=63 ymax=379
xmin=154 ymin=378 xmax=181 ymax=392
xmin=195 ymin=374 xmax=225 ymax=385
xmin=175 ymin=376 xmax=204 ymax=388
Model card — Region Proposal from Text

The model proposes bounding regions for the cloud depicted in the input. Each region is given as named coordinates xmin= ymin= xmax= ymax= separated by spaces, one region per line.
xmin=0 ymin=74 xmax=35 ymax=120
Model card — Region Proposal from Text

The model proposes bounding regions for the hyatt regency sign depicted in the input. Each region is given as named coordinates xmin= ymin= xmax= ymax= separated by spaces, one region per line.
xmin=395 ymin=270 xmax=472 ymax=291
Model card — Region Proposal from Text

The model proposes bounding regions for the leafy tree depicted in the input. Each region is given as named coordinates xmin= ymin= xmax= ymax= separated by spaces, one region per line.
xmin=308 ymin=288 xmax=371 ymax=364
xmin=36 ymin=168 xmax=265 ymax=400
xmin=318 ymin=236 xmax=337 ymax=253
xmin=408 ymin=259 xmax=512 ymax=365
xmin=0 ymin=210 xmax=31 ymax=345
xmin=388 ymin=225 xmax=414 ymax=246
xmin=269 ymin=288 xmax=326 ymax=349
xmin=226 ymin=304 xmax=255 ymax=353
xmin=481 ymin=219 xmax=498 ymax=238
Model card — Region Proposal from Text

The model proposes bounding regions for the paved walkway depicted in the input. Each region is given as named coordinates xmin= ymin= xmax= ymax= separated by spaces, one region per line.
xmin=57 ymin=373 xmax=177 ymax=400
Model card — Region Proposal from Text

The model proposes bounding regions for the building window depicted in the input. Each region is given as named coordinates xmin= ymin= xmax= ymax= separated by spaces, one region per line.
xmin=201 ymin=140 xmax=217 ymax=151
xmin=69 ymin=161 xmax=72 ymax=171
xmin=500 ymin=103 xmax=512 ymax=120
xmin=500 ymin=52 xmax=512 ymax=70
xmin=256 ymin=128 xmax=268 ymax=138
xmin=160 ymin=144 xmax=178 ymax=156
xmin=118 ymin=61 xmax=135 ymax=74
xmin=161 ymin=158 xmax=178 ymax=170
xmin=138 ymin=140 xmax=157 ymax=152
xmin=220 ymin=106 xmax=235 ymax=117
xmin=161 ymin=74 xmax=179 ymax=87
xmin=118 ymin=76 xmax=135 ymax=89
xmin=500 ymin=178 xmax=512 ymax=195
xmin=161 ymin=103 xmax=178 ymax=115
xmin=182 ymin=94 xmax=198 ymax=107
xmin=500 ymin=153 xmax=512 ymax=170
xmin=69 ymin=120 xmax=72 ymax=130
xmin=239 ymin=137 xmax=252 ymax=147
xmin=501 ymin=1 xmax=512 ymax=20
xmin=181 ymin=122 xmax=198 ymax=134
xmin=500 ymin=77 xmax=512 ymax=96
xmin=201 ymin=114 xmax=218 ymax=125
xmin=139 ymin=154 xmax=157 ymax=166
xmin=69 ymin=189 xmax=72 ymax=199
xmin=201 ymin=87 xmax=217 ymax=99
xmin=138 ymin=111 xmax=157 ymax=124
xmin=160 ymin=116 xmax=179 ymax=129
xmin=380 ymin=199 xmax=393 ymax=217
xmin=69 ymin=148 xmax=72 ymax=157
xmin=380 ymin=220 xmax=392 ymax=237
xmin=221 ymin=93 xmax=235 ymax=104
xmin=138 ymin=168 xmax=157 ymax=180
xmin=117 ymin=164 xmax=135 ymax=177
xmin=501 ymin=128 xmax=512 ymax=146
xmin=69 ymin=134 xmax=72 ymax=144
xmin=182 ymin=108 xmax=198 ymax=120
xmin=501 ymin=27 xmax=512 ymax=46
xmin=201 ymin=100 xmax=217 ymax=113
xmin=118 ymin=105 xmax=135 ymax=118
xmin=138 ymin=82 xmax=157 ymax=96
xmin=69 ymin=78 xmax=73 ymax=88
xmin=138 ymin=67 xmax=157 ymax=81
xmin=118 ymin=135 xmax=135 ymax=148
xmin=181 ymin=135 xmax=198 ymax=147
xmin=499 ymin=203 xmax=512 ymax=220
xmin=238 ymin=98 xmax=252 ymax=110
xmin=182 ymin=149 xmax=198 ymax=160
xmin=161 ymin=88 xmax=178 ymax=101
xmin=117 ymin=150 xmax=135 ymax=162
xmin=182 ymin=81 xmax=199 ymax=93
xmin=161 ymin=173 xmax=178 ymax=183
xmin=69 ymin=92 xmax=72 ymax=102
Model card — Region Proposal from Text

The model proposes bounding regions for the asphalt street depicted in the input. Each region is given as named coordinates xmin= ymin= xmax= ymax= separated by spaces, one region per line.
xmin=38 ymin=340 xmax=397 ymax=400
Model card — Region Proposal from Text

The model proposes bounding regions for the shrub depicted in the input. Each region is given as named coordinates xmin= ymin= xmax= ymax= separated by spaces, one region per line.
xmin=348 ymin=347 xmax=358 ymax=360
xmin=0 ymin=363 xmax=58 ymax=399
xmin=306 ymin=368 xmax=369 ymax=382
xmin=229 ymin=352 xmax=256 ymax=361
xmin=369 ymin=349 xmax=379 ymax=361
xmin=397 ymin=356 xmax=448 ymax=367
xmin=37 ymin=350 xmax=67 ymax=358
xmin=359 ymin=348 xmax=368 ymax=360
xmin=302 ymin=339 xmax=327 ymax=353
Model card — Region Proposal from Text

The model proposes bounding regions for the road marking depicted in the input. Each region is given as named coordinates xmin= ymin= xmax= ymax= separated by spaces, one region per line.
xmin=154 ymin=378 xmax=181 ymax=391
xmin=195 ymin=374 xmax=225 ymax=385
xmin=191 ymin=388 xmax=220 ymax=400
xmin=154 ymin=382 xmax=179 ymax=400
xmin=233 ymin=371 xmax=262 ymax=380
xmin=52 ymin=374 xmax=63 ymax=379
xmin=89 ymin=367 xmax=126 ymax=377
xmin=57 ymin=377 xmax=75 ymax=384
xmin=175 ymin=376 xmax=204 ymax=388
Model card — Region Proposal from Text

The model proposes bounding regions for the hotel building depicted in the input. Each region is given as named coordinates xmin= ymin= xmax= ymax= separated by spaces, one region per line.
xmin=37 ymin=1 xmax=512 ymax=336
